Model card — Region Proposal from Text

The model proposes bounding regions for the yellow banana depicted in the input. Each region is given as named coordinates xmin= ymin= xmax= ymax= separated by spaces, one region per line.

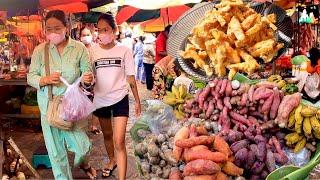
xmin=294 ymin=137 xmax=307 ymax=153
xmin=288 ymin=110 xmax=296 ymax=128
xmin=174 ymin=109 xmax=185 ymax=120
xmin=277 ymin=80 xmax=287 ymax=89
xmin=303 ymin=117 xmax=312 ymax=136
xmin=316 ymin=110 xmax=320 ymax=119
xmin=178 ymin=85 xmax=187 ymax=99
xmin=172 ymin=85 xmax=180 ymax=99
xmin=285 ymin=132 xmax=304 ymax=145
xmin=268 ymin=75 xmax=282 ymax=82
xmin=178 ymin=104 xmax=184 ymax=113
xmin=165 ymin=91 xmax=176 ymax=99
xmin=301 ymin=106 xmax=316 ymax=117
xmin=313 ymin=130 xmax=320 ymax=139
xmin=310 ymin=116 xmax=320 ymax=133
xmin=163 ymin=96 xmax=177 ymax=106
xmin=295 ymin=105 xmax=303 ymax=134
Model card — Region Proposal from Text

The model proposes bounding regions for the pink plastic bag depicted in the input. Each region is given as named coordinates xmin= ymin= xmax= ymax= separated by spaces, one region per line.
xmin=60 ymin=76 xmax=96 ymax=122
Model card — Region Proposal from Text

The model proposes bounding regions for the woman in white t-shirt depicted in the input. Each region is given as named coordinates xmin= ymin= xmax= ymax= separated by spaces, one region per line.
xmin=89 ymin=13 xmax=141 ymax=179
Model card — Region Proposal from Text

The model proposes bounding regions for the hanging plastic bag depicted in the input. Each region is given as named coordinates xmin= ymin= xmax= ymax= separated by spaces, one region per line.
xmin=145 ymin=100 xmax=175 ymax=135
xmin=60 ymin=76 xmax=96 ymax=122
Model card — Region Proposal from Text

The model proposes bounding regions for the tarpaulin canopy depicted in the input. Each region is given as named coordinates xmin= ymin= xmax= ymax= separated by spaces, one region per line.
xmin=0 ymin=0 xmax=38 ymax=17
xmin=118 ymin=0 xmax=201 ymax=10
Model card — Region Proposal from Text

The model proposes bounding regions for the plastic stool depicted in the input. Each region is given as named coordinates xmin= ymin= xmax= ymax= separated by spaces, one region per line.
xmin=32 ymin=145 xmax=51 ymax=169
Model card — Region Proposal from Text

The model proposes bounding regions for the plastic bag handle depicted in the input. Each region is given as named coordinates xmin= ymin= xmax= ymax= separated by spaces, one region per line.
xmin=60 ymin=76 xmax=82 ymax=87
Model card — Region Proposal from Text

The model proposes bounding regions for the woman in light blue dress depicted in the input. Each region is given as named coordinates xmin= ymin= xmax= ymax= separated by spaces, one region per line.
xmin=133 ymin=36 xmax=146 ymax=83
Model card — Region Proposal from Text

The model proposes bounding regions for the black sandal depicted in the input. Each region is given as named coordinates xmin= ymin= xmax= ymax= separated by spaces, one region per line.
xmin=90 ymin=128 xmax=102 ymax=135
xmin=102 ymin=165 xmax=117 ymax=178
xmin=80 ymin=165 xmax=97 ymax=179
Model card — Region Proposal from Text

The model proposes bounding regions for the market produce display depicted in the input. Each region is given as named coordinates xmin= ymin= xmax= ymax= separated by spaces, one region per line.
xmin=179 ymin=0 xmax=284 ymax=79
xmin=163 ymin=85 xmax=193 ymax=120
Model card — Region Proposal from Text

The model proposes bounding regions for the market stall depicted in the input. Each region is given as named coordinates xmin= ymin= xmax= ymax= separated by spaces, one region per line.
xmin=130 ymin=0 xmax=320 ymax=179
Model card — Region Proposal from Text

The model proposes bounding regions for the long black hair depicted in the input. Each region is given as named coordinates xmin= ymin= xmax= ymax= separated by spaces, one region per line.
xmin=45 ymin=10 xmax=67 ymax=26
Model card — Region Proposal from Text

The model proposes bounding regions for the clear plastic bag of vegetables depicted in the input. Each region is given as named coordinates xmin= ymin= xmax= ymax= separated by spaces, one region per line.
xmin=145 ymin=100 xmax=175 ymax=135
xmin=60 ymin=76 xmax=96 ymax=122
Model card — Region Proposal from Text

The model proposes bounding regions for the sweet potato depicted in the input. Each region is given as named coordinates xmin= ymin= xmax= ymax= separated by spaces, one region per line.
xmin=239 ymin=107 xmax=248 ymax=115
xmin=184 ymin=175 xmax=216 ymax=180
xmin=228 ymin=131 xmax=244 ymax=143
xmin=257 ymin=142 xmax=267 ymax=161
xmin=240 ymin=93 xmax=248 ymax=106
xmin=234 ymin=148 xmax=248 ymax=166
xmin=249 ymin=111 xmax=264 ymax=120
xmin=248 ymin=85 xmax=255 ymax=102
xmin=190 ymin=145 xmax=209 ymax=151
xmin=230 ymin=140 xmax=249 ymax=153
xmin=260 ymin=120 xmax=275 ymax=130
xmin=230 ymin=96 xmax=241 ymax=105
xmin=204 ymin=101 xmax=209 ymax=111
xmin=185 ymin=149 xmax=228 ymax=163
xmin=246 ymin=150 xmax=255 ymax=170
xmin=217 ymin=98 xmax=224 ymax=110
xmin=234 ymin=83 xmax=249 ymax=96
xmin=222 ymin=161 xmax=244 ymax=176
xmin=274 ymin=153 xmax=288 ymax=165
xmin=261 ymin=93 xmax=274 ymax=114
xmin=175 ymin=136 xmax=215 ymax=148
xmin=215 ymin=79 xmax=223 ymax=93
xmin=223 ymin=96 xmax=232 ymax=109
xmin=254 ymin=135 xmax=266 ymax=144
xmin=206 ymin=101 xmax=215 ymax=119
xmin=249 ymin=144 xmax=259 ymax=159
xmin=266 ymin=149 xmax=276 ymax=172
xmin=189 ymin=124 xmax=198 ymax=138
xmin=196 ymin=126 xmax=208 ymax=136
xmin=219 ymin=79 xmax=228 ymax=95
xmin=169 ymin=168 xmax=183 ymax=180
xmin=251 ymin=161 xmax=265 ymax=174
xmin=261 ymin=170 xmax=269 ymax=179
xmin=270 ymin=88 xmax=280 ymax=119
xmin=253 ymin=87 xmax=273 ymax=101
xmin=226 ymin=81 xmax=233 ymax=97
xmin=213 ymin=136 xmax=232 ymax=157
xmin=275 ymin=93 xmax=301 ymax=128
xmin=173 ymin=127 xmax=189 ymax=161
xmin=244 ymin=131 xmax=255 ymax=141
xmin=221 ymin=114 xmax=231 ymax=134
xmin=209 ymin=78 xmax=219 ymax=88
xmin=183 ymin=159 xmax=221 ymax=176
xmin=229 ymin=112 xmax=250 ymax=126
xmin=199 ymin=86 xmax=211 ymax=109
xmin=256 ymin=81 xmax=277 ymax=89
xmin=214 ymin=171 xmax=228 ymax=180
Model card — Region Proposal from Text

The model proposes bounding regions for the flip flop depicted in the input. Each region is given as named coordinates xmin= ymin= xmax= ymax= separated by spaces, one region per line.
xmin=90 ymin=129 xmax=102 ymax=135
xmin=80 ymin=165 xmax=97 ymax=179
xmin=102 ymin=165 xmax=117 ymax=178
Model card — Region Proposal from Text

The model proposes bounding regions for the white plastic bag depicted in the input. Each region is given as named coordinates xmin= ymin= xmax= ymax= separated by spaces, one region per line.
xmin=60 ymin=76 xmax=96 ymax=122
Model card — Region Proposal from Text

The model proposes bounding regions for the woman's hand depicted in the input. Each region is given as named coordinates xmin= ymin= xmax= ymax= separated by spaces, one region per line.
xmin=135 ymin=101 xmax=141 ymax=117
xmin=40 ymin=72 xmax=60 ymax=86
xmin=82 ymin=72 xmax=94 ymax=85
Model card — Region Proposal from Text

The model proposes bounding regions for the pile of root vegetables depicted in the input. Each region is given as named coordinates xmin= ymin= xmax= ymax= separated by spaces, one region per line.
xmin=170 ymin=124 xmax=245 ymax=180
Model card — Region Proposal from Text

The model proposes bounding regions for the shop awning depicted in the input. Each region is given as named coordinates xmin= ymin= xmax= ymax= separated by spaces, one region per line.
xmin=118 ymin=0 xmax=201 ymax=10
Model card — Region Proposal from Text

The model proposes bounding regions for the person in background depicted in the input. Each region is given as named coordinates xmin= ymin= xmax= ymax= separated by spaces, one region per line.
xmin=80 ymin=27 xmax=102 ymax=136
xmin=134 ymin=36 xmax=146 ymax=84
xmin=27 ymin=10 xmax=96 ymax=179
xmin=121 ymin=32 xmax=134 ymax=51
xmin=89 ymin=13 xmax=141 ymax=179
xmin=152 ymin=55 xmax=178 ymax=99
xmin=155 ymin=25 xmax=171 ymax=63
xmin=143 ymin=34 xmax=156 ymax=90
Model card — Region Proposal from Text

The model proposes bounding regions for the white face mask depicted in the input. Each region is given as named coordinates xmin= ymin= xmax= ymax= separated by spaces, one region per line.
xmin=98 ymin=33 xmax=113 ymax=45
xmin=81 ymin=36 xmax=93 ymax=45
xmin=46 ymin=31 xmax=66 ymax=45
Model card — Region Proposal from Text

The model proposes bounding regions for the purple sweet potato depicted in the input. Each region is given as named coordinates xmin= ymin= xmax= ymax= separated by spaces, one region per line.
xmin=230 ymin=140 xmax=250 ymax=153
xmin=217 ymin=98 xmax=224 ymax=110
xmin=199 ymin=86 xmax=211 ymax=109
xmin=240 ymin=93 xmax=248 ymax=106
xmin=234 ymin=148 xmax=248 ymax=166
xmin=250 ymin=175 xmax=261 ymax=180
xmin=203 ymin=101 xmax=209 ymax=111
xmin=215 ymin=79 xmax=223 ymax=93
xmin=266 ymin=149 xmax=276 ymax=172
xmin=205 ymin=101 xmax=215 ymax=119
xmin=261 ymin=93 xmax=274 ymax=114
xmin=253 ymin=87 xmax=273 ymax=101
xmin=248 ymin=85 xmax=255 ymax=102
xmin=251 ymin=161 xmax=265 ymax=174
xmin=254 ymin=135 xmax=267 ymax=144
xmin=246 ymin=150 xmax=255 ymax=170
xmin=228 ymin=131 xmax=244 ymax=143
xmin=257 ymin=142 xmax=267 ymax=161
xmin=274 ymin=153 xmax=288 ymax=165
xmin=229 ymin=112 xmax=251 ymax=126
xmin=244 ymin=131 xmax=255 ymax=141
xmin=261 ymin=170 xmax=269 ymax=179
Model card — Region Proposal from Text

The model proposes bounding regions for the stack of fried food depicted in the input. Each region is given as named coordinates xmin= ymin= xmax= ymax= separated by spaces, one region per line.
xmin=179 ymin=0 xmax=284 ymax=80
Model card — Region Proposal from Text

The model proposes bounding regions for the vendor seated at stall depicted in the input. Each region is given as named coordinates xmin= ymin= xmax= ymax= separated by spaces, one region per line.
xmin=15 ymin=45 xmax=31 ymax=66
xmin=173 ymin=61 xmax=195 ymax=93
xmin=152 ymin=55 xmax=179 ymax=99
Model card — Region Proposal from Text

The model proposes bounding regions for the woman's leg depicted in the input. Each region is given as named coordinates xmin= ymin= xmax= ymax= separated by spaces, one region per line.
xmin=144 ymin=63 xmax=154 ymax=90
xmin=90 ymin=115 xmax=101 ymax=134
xmin=112 ymin=116 xmax=128 ymax=180
xmin=40 ymin=116 xmax=72 ymax=180
xmin=99 ymin=118 xmax=116 ymax=168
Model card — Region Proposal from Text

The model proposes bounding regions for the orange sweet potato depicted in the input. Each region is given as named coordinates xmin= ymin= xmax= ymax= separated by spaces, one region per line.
xmin=183 ymin=159 xmax=221 ymax=176
xmin=222 ymin=161 xmax=244 ymax=176
xmin=196 ymin=126 xmax=208 ymax=136
xmin=185 ymin=149 xmax=227 ymax=163
xmin=173 ymin=127 xmax=189 ymax=161
xmin=175 ymin=135 xmax=215 ymax=148
xmin=214 ymin=171 xmax=228 ymax=180
xmin=189 ymin=124 xmax=198 ymax=137
xmin=184 ymin=175 xmax=216 ymax=180
xmin=213 ymin=136 xmax=232 ymax=157
xmin=169 ymin=168 xmax=183 ymax=180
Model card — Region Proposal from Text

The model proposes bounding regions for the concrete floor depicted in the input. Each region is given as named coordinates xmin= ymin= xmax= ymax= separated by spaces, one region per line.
xmin=2 ymin=83 xmax=152 ymax=179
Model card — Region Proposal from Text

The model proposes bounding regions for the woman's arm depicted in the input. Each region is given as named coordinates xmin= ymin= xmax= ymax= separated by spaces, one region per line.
xmin=127 ymin=75 xmax=141 ymax=116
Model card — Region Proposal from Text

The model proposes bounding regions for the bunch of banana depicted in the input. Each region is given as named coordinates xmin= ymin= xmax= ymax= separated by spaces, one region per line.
xmin=286 ymin=104 xmax=320 ymax=153
xmin=267 ymin=75 xmax=286 ymax=89
xmin=163 ymin=85 xmax=193 ymax=120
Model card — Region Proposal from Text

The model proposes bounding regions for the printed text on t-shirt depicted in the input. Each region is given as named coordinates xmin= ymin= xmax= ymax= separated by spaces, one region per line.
xmin=94 ymin=57 xmax=122 ymax=69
